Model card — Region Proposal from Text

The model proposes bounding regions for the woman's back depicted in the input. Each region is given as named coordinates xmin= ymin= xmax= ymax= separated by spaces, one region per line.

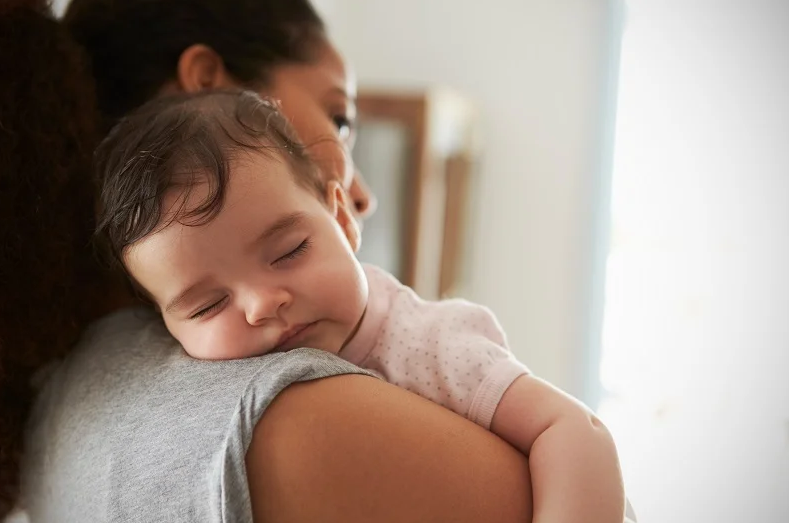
xmin=22 ymin=308 xmax=371 ymax=522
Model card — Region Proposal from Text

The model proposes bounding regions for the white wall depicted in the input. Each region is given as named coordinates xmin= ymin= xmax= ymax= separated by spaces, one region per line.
xmin=319 ymin=0 xmax=616 ymax=396
xmin=598 ymin=2 xmax=789 ymax=521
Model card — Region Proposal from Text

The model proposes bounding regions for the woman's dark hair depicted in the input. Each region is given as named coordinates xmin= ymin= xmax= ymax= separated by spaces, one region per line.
xmin=0 ymin=0 xmax=107 ymax=516
xmin=64 ymin=0 xmax=326 ymax=128
xmin=95 ymin=90 xmax=325 ymax=275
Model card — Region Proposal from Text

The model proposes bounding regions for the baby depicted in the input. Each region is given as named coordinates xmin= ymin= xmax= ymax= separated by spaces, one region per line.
xmin=96 ymin=90 xmax=626 ymax=523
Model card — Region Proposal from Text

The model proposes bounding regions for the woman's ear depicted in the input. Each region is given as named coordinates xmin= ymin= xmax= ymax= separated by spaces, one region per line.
xmin=326 ymin=181 xmax=361 ymax=253
xmin=176 ymin=44 xmax=236 ymax=93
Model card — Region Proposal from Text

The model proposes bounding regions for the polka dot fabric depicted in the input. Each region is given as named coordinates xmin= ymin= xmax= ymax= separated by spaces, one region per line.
xmin=339 ymin=265 xmax=529 ymax=429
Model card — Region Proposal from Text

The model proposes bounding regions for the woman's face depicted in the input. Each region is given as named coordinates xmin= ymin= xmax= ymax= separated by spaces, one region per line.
xmin=265 ymin=42 xmax=377 ymax=220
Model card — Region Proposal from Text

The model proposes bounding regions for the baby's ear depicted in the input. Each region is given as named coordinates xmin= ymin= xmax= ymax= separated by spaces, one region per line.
xmin=326 ymin=181 xmax=361 ymax=252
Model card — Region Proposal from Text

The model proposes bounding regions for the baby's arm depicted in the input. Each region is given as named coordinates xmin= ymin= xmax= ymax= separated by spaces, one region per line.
xmin=354 ymin=268 xmax=627 ymax=522
xmin=491 ymin=375 xmax=625 ymax=523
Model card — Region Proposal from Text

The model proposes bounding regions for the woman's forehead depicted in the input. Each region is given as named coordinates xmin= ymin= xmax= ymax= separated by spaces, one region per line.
xmin=316 ymin=43 xmax=355 ymax=95
xmin=272 ymin=42 xmax=355 ymax=99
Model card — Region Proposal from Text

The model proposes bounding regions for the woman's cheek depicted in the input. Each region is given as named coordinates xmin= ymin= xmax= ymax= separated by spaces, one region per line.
xmin=309 ymin=137 xmax=353 ymax=189
xmin=273 ymin=93 xmax=353 ymax=188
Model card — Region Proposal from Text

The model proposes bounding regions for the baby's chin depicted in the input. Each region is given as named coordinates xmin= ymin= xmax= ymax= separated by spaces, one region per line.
xmin=179 ymin=343 xmax=273 ymax=361
xmin=180 ymin=342 xmax=334 ymax=361
xmin=267 ymin=344 xmax=337 ymax=357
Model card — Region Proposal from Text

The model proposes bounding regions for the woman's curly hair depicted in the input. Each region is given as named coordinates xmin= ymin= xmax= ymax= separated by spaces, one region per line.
xmin=0 ymin=0 xmax=109 ymax=515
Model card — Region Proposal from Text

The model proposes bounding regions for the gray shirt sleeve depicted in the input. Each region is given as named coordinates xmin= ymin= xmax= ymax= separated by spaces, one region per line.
xmin=21 ymin=308 xmax=374 ymax=523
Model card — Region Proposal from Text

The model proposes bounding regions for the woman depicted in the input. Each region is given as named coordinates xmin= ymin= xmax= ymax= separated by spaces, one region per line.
xmin=64 ymin=0 xmax=376 ymax=218
xmin=1 ymin=0 xmax=535 ymax=521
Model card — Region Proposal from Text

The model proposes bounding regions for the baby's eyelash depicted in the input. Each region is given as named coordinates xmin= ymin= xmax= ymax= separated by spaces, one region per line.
xmin=274 ymin=238 xmax=311 ymax=265
xmin=190 ymin=296 xmax=227 ymax=320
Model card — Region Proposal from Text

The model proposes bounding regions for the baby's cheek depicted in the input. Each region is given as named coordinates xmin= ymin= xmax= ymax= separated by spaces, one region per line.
xmin=163 ymin=317 xmax=197 ymax=359
xmin=325 ymin=265 xmax=367 ymax=326
xmin=175 ymin=326 xmax=212 ymax=360
xmin=175 ymin=322 xmax=231 ymax=361
xmin=201 ymin=321 xmax=250 ymax=361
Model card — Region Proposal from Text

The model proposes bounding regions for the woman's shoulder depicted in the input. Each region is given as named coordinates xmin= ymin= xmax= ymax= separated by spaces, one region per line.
xmin=22 ymin=308 xmax=371 ymax=522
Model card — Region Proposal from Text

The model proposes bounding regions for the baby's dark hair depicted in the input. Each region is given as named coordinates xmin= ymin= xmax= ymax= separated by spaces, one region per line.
xmin=95 ymin=90 xmax=325 ymax=271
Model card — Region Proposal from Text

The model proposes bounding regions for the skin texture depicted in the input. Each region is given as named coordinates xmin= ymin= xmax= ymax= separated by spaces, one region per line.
xmin=492 ymin=375 xmax=625 ymax=523
xmin=246 ymin=374 xmax=534 ymax=523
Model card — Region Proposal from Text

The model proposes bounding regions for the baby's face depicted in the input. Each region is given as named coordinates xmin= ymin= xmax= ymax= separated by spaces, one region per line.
xmin=124 ymin=154 xmax=368 ymax=360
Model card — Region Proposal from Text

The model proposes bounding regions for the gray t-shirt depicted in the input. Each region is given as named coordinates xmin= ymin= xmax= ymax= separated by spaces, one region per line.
xmin=21 ymin=307 xmax=373 ymax=522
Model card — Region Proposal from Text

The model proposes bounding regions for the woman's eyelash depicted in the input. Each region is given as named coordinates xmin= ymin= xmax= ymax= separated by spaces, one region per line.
xmin=190 ymin=296 xmax=227 ymax=320
xmin=275 ymin=238 xmax=311 ymax=265
xmin=333 ymin=115 xmax=354 ymax=138
xmin=333 ymin=115 xmax=351 ymax=129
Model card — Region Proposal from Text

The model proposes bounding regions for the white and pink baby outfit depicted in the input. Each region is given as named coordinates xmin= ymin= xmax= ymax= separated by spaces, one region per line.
xmin=340 ymin=265 xmax=529 ymax=429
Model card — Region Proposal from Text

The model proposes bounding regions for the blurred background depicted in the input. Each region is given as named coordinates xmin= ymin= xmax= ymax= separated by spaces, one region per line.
xmin=314 ymin=1 xmax=789 ymax=522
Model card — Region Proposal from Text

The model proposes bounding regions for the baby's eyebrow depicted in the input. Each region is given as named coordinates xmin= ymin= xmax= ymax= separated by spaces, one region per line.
xmin=248 ymin=211 xmax=307 ymax=250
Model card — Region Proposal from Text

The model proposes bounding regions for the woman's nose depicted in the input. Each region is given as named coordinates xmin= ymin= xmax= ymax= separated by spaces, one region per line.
xmin=245 ymin=287 xmax=292 ymax=326
xmin=349 ymin=170 xmax=377 ymax=219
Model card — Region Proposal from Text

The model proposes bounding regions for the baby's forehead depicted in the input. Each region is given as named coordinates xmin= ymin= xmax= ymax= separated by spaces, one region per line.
xmin=230 ymin=147 xmax=292 ymax=172
xmin=164 ymin=152 xmax=312 ymax=219
xmin=125 ymin=168 xmax=314 ymax=263
xmin=164 ymin=149 xmax=287 ymax=201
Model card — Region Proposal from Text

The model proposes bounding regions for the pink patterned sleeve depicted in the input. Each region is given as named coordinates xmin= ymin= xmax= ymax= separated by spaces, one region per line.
xmin=360 ymin=284 xmax=529 ymax=429
xmin=425 ymin=300 xmax=529 ymax=428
